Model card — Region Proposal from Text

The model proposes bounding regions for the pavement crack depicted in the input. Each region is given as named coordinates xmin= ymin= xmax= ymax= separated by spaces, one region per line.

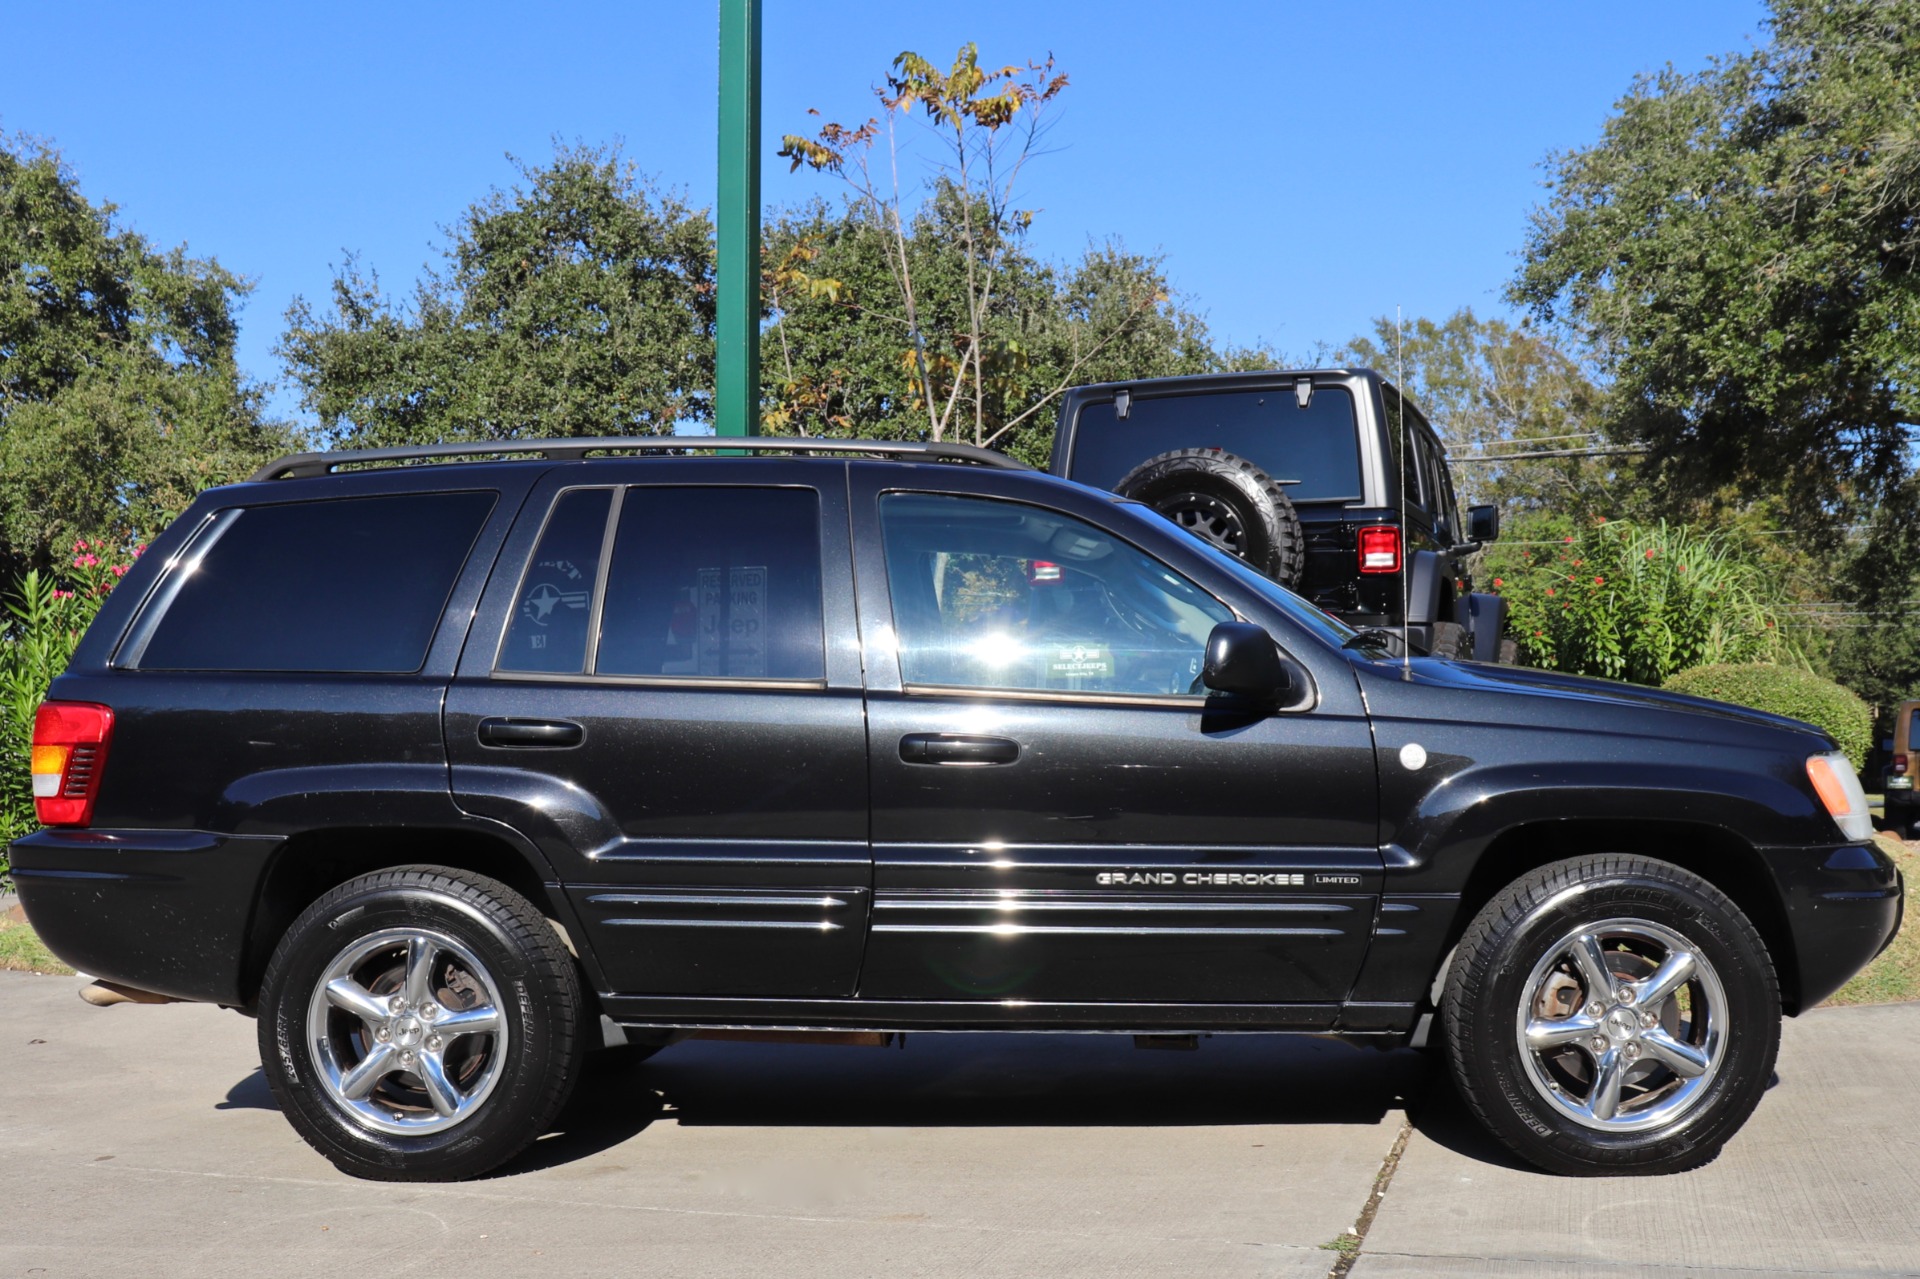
xmin=1324 ymin=1117 xmax=1411 ymax=1279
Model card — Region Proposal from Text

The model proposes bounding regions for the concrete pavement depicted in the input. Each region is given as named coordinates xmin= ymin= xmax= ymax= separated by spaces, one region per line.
xmin=2 ymin=969 xmax=1916 ymax=1277
xmin=1354 ymin=1003 xmax=1920 ymax=1278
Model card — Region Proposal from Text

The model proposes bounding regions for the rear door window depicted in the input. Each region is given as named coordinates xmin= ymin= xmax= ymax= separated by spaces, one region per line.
xmin=131 ymin=491 xmax=495 ymax=673
xmin=497 ymin=488 xmax=614 ymax=674
xmin=1066 ymin=387 xmax=1361 ymax=502
xmin=494 ymin=485 xmax=827 ymax=682
xmin=596 ymin=487 xmax=825 ymax=681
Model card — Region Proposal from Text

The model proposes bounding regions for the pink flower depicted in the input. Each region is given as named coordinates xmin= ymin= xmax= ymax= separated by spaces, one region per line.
xmin=110 ymin=564 xmax=127 ymax=577
xmin=73 ymin=553 xmax=98 ymax=568
xmin=1563 ymin=536 xmax=1574 ymax=544
xmin=1546 ymin=587 xmax=1556 ymax=597
xmin=1594 ymin=576 xmax=1605 ymax=586
xmin=1644 ymin=548 xmax=1656 ymax=559
xmin=71 ymin=539 xmax=87 ymax=553
xmin=52 ymin=589 xmax=72 ymax=599
xmin=1492 ymin=577 xmax=1504 ymax=588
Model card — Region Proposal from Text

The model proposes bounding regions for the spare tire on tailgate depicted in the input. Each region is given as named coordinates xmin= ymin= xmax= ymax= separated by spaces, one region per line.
xmin=1115 ymin=448 xmax=1306 ymax=588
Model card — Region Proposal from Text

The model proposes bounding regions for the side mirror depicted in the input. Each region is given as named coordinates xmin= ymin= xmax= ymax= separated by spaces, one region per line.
xmin=1202 ymin=622 xmax=1293 ymax=700
xmin=1467 ymin=504 xmax=1500 ymax=543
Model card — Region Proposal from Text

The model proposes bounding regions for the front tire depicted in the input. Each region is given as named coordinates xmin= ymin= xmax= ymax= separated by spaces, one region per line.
xmin=257 ymin=866 xmax=585 ymax=1181
xmin=1443 ymin=855 xmax=1779 ymax=1175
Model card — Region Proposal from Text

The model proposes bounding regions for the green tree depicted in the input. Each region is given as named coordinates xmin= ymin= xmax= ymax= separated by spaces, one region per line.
xmin=759 ymin=198 xmax=1225 ymax=462
xmin=777 ymin=46 xmax=1211 ymax=453
xmin=1337 ymin=310 xmax=1625 ymax=516
xmin=279 ymin=146 xmax=715 ymax=444
xmin=1511 ymin=1 xmax=1920 ymax=535
xmin=0 ymin=136 xmax=288 ymax=587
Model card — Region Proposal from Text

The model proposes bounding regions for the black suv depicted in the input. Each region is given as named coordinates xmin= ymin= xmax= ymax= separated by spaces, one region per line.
xmin=11 ymin=439 xmax=1900 ymax=1181
xmin=1052 ymin=370 xmax=1507 ymax=659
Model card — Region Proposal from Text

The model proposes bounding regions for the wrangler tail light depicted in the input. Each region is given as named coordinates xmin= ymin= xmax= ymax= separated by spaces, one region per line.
xmin=1894 ymin=753 xmax=1909 ymax=777
xmin=31 ymin=701 xmax=114 ymax=827
xmin=1358 ymin=525 xmax=1402 ymax=574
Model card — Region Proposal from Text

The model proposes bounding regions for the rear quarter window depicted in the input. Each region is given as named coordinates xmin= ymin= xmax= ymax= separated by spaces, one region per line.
xmin=128 ymin=491 xmax=496 ymax=673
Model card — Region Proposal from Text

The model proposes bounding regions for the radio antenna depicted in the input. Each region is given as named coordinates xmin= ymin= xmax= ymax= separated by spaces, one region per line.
xmin=1396 ymin=305 xmax=1411 ymax=677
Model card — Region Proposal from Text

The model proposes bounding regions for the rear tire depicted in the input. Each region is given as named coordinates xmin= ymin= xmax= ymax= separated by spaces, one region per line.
xmin=258 ymin=866 xmax=585 ymax=1181
xmin=1426 ymin=621 xmax=1467 ymax=659
xmin=1443 ymin=855 xmax=1778 ymax=1175
xmin=1114 ymin=449 xmax=1306 ymax=587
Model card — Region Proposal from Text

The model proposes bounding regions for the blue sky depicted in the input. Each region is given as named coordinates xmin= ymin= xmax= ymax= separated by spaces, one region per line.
xmin=4 ymin=1 xmax=1768 ymax=423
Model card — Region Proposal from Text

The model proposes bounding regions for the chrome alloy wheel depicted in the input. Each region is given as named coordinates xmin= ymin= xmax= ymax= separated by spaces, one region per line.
xmin=306 ymin=927 xmax=510 ymax=1137
xmin=1514 ymin=918 xmax=1728 ymax=1132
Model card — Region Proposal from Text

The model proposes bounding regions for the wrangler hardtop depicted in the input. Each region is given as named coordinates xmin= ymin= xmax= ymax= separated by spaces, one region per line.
xmin=1052 ymin=369 xmax=1507 ymax=660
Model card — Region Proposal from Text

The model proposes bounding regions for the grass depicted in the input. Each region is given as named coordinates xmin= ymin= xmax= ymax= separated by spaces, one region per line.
xmin=1823 ymin=834 xmax=1918 ymax=1007
xmin=0 ymin=906 xmax=73 ymax=975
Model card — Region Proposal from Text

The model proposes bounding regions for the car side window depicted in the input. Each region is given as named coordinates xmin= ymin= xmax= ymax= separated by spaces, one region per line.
xmin=879 ymin=492 xmax=1232 ymax=697
xmin=132 ymin=490 xmax=496 ymax=673
xmin=498 ymin=487 xmax=613 ymax=674
xmin=1383 ymin=386 xmax=1425 ymax=511
xmin=595 ymin=487 xmax=824 ymax=681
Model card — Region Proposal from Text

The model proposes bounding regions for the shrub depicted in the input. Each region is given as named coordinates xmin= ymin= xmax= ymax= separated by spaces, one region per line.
xmin=1 ymin=538 xmax=139 ymax=880
xmin=1664 ymin=663 xmax=1873 ymax=769
xmin=1485 ymin=518 xmax=1793 ymax=686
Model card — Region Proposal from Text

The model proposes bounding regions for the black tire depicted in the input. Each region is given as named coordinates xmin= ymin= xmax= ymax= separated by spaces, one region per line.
xmin=257 ymin=866 xmax=585 ymax=1181
xmin=1115 ymin=449 xmax=1306 ymax=587
xmin=1443 ymin=855 xmax=1779 ymax=1176
xmin=1426 ymin=620 xmax=1467 ymax=659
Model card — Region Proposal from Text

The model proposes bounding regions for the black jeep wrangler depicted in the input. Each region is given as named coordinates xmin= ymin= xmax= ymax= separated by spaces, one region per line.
xmin=1052 ymin=370 xmax=1507 ymax=659
xmin=10 ymin=438 xmax=1900 ymax=1181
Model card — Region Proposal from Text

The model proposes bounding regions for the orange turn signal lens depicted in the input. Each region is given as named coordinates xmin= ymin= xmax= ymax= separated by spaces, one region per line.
xmin=1806 ymin=755 xmax=1851 ymax=816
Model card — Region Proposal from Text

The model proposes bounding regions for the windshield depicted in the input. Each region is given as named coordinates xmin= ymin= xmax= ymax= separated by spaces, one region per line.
xmin=1066 ymin=386 xmax=1362 ymax=502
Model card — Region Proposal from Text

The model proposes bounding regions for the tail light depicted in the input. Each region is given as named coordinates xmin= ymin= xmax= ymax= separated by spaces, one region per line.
xmin=1358 ymin=526 xmax=1401 ymax=574
xmin=31 ymin=701 xmax=114 ymax=827
xmin=1894 ymin=753 xmax=1909 ymax=777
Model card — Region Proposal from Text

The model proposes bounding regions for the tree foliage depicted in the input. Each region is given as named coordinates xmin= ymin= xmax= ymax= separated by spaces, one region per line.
xmin=1512 ymin=1 xmax=1920 ymax=532
xmin=774 ymin=46 xmax=1234 ymax=454
xmin=280 ymin=146 xmax=715 ymax=445
xmin=1337 ymin=310 xmax=1626 ymax=516
xmin=0 ymin=136 xmax=288 ymax=586
xmin=760 ymin=198 xmax=1227 ymax=463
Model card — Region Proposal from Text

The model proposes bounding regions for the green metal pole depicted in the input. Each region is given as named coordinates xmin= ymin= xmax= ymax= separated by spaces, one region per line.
xmin=715 ymin=0 xmax=761 ymax=437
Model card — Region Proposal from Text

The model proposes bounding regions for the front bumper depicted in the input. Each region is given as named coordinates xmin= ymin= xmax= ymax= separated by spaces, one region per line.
xmin=1764 ymin=841 xmax=1905 ymax=1011
xmin=8 ymin=827 xmax=282 ymax=1005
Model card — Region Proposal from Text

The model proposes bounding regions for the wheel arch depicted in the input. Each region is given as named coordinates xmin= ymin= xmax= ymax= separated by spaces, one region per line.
xmin=239 ymin=825 xmax=582 ymax=1009
xmin=1439 ymin=819 xmax=1803 ymax=1014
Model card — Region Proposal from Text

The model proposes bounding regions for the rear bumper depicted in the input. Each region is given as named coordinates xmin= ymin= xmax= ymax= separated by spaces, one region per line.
xmin=8 ymin=827 xmax=282 ymax=1005
xmin=1764 ymin=841 xmax=1905 ymax=1011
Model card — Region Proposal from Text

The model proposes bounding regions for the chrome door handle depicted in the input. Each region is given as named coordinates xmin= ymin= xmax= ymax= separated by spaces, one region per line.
xmin=478 ymin=717 xmax=584 ymax=748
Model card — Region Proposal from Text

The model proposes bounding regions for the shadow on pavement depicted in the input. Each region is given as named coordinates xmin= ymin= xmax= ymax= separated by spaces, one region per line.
xmin=215 ymin=1031 xmax=1563 ymax=1177
xmin=590 ymin=1032 xmax=1431 ymax=1129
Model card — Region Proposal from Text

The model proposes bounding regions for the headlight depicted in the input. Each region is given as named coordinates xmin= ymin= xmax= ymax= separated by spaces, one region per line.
xmin=1806 ymin=751 xmax=1875 ymax=843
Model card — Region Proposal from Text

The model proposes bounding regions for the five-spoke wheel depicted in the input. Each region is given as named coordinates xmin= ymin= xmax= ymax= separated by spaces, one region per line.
xmin=259 ymin=866 xmax=583 ymax=1181
xmin=307 ymin=928 xmax=510 ymax=1135
xmin=1444 ymin=855 xmax=1779 ymax=1175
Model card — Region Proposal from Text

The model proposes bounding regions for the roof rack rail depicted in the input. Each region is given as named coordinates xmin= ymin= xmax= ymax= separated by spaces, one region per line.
xmin=250 ymin=436 xmax=1033 ymax=482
